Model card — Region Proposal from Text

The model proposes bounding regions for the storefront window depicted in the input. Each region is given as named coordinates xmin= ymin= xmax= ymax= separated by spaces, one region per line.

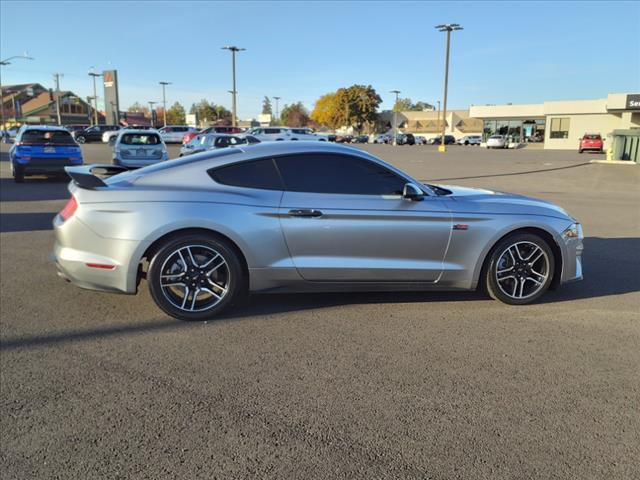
xmin=507 ymin=121 xmax=522 ymax=143
xmin=483 ymin=120 xmax=496 ymax=141
xmin=550 ymin=117 xmax=570 ymax=139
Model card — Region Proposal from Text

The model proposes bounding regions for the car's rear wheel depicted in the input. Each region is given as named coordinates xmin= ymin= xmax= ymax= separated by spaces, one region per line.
xmin=13 ymin=165 xmax=25 ymax=183
xmin=484 ymin=233 xmax=554 ymax=305
xmin=148 ymin=234 xmax=245 ymax=320
xmin=76 ymin=136 xmax=86 ymax=144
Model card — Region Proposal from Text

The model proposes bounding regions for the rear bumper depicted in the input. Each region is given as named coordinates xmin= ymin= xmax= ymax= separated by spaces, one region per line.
xmin=15 ymin=158 xmax=82 ymax=174
xmin=52 ymin=214 xmax=147 ymax=294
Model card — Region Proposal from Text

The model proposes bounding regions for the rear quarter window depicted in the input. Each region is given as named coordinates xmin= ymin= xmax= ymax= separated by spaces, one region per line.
xmin=208 ymin=159 xmax=283 ymax=190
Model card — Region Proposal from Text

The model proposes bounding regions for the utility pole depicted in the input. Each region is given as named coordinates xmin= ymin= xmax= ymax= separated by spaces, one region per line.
xmin=88 ymin=68 xmax=102 ymax=126
xmin=435 ymin=23 xmax=463 ymax=152
xmin=159 ymin=81 xmax=171 ymax=126
xmin=222 ymin=46 xmax=245 ymax=127
xmin=148 ymin=101 xmax=157 ymax=127
xmin=273 ymin=96 xmax=281 ymax=125
xmin=0 ymin=54 xmax=34 ymax=133
xmin=436 ymin=100 xmax=441 ymax=143
xmin=53 ymin=72 xmax=63 ymax=125
xmin=390 ymin=90 xmax=401 ymax=145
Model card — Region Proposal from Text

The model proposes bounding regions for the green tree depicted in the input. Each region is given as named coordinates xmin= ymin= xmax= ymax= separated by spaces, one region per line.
xmin=262 ymin=96 xmax=272 ymax=115
xmin=280 ymin=102 xmax=310 ymax=127
xmin=166 ymin=101 xmax=186 ymax=125
xmin=393 ymin=98 xmax=435 ymax=112
xmin=128 ymin=102 xmax=146 ymax=113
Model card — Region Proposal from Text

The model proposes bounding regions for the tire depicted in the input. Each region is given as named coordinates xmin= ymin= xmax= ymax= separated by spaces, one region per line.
xmin=465 ymin=141 xmax=469 ymax=146
xmin=148 ymin=233 xmax=246 ymax=321
xmin=13 ymin=165 xmax=25 ymax=183
xmin=483 ymin=233 xmax=555 ymax=305
xmin=76 ymin=136 xmax=86 ymax=144
xmin=578 ymin=149 xmax=583 ymax=154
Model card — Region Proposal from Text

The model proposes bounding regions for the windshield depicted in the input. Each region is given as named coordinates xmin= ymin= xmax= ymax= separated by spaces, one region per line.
xmin=120 ymin=133 xmax=161 ymax=145
xmin=21 ymin=129 xmax=75 ymax=145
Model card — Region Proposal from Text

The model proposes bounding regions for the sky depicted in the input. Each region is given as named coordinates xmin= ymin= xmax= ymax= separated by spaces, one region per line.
xmin=1 ymin=1 xmax=639 ymax=119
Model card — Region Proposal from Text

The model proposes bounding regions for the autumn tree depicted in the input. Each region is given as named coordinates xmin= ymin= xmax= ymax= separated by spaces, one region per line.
xmin=262 ymin=96 xmax=272 ymax=115
xmin=311 ymin=85 xmax=381 ymax=132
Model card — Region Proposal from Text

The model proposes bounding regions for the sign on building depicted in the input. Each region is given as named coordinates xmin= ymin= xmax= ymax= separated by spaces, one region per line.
xmin=626 ymin=94 xmax=640 ymax=110
xmin=103 ymin=70 xmax=120 ymax=124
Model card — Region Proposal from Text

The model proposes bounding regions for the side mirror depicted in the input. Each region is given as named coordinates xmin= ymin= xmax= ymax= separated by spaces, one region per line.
xmin=108 ymin=136 xmax=116 ymax=147
xmin=403 ymin=183 xmax=424 ymax=201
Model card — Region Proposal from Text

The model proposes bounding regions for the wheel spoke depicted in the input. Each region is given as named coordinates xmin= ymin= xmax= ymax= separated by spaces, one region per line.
xmin=189 ymin=288 xmax=200 ymax=311
xmin=200 ymin=253 xmax=220 ymax=269
xmin=525 ymin=276 xmax=543 ymax=286
xmin=185 ymin=246 xmax=199 ymax=268
xmin=511 ymin=279 xmax=518 ymax=297
xmin=206 ymin=258 xmax=227 ymax=276
xmin=162 ymin=281 xmax=185 ymax=288
xmin=208 ymin=279 xmax=228 ymax=295
xmin=497 ymin=275 xmax=516 ymax=284
xmin=200 ymin=287 xmax=221 ymax=300
xmin=177 ymin=250 xmax=188 ymax=271
xmin=497 ymin=266 xmax=514 ymax=276
xmin=517 ymin=278 xmax=525 ymax=298
xmin=513 ymin=244 xmax=525 ymax=261
xmin=180 ymin=286 xmax=190 ymax=309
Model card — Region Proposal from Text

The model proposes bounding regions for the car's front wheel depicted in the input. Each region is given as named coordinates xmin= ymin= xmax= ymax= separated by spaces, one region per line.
xmin=148 ymin=234 xmax=245 ymax=320
xmin=484 ymin=233 xmax=555 ymax=305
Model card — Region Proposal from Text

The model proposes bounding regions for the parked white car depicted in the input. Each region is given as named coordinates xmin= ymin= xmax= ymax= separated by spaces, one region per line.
xmin=414 ymin=135 xmax=427 ymax=145
xmin=457 ymin=135 xmax=482 ymax=146
xmin=158 ymin=125 xmax=198 ymax=143
xmin=486 ymin=135 xmax=507 ymax=149
xmin=247 ymin=127 xmax=326 ymax=142
xmin=373 ymin=134 xmax=391 ymax=144
xmin=111 ymin=129 xmax=169 ymax=169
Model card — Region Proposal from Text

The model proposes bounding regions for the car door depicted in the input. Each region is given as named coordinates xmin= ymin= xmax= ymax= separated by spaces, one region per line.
xmin=276 ymin=152 xmax=452 ymax=282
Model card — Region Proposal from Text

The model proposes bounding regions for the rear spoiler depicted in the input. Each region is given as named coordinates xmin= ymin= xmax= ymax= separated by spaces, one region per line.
xmin=64 ymin=164 xmax=128 ymax=189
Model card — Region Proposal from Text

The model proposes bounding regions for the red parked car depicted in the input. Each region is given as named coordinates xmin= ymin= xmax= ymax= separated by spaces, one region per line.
xmin=182 ymin=126 xmax=244 ymax=144
xmin=579 ymin=133 xmax=604 ymax=153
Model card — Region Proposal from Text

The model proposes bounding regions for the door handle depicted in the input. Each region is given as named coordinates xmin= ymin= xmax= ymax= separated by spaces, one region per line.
xmin=288 ymin=209 xmax=323 ymax=218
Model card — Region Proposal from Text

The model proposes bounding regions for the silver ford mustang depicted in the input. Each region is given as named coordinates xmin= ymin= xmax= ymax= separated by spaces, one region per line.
xmin=52 ymin=142 xmax=583 ymax=320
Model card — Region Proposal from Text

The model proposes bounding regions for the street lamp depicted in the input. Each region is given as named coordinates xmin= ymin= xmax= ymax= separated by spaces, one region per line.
xmin=0 ymin=53 xmax=34 ymax=132
xmin=390 ymin=90 xmax=401 ymax=145
xmin=273 ymin=96 xmax=281 ymax=125
xmin=436 ymin=100 xmax=441 ymax=142
xmin=159 ymin=81 xmax=171 ymax=126
xmin=88 ymin=67 xmax=102 ymax=126
xmin=435 ymin=23 xmax=463 ymax=152
xmin=222 ymin=46 xmax=245 ymax=127
xmin=148 ymin=101 xmax=157 ymax=127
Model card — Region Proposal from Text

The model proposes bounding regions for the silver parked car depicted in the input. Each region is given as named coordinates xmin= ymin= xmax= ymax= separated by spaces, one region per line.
xmin=179 ymin=133 xmax=259 ymax=157
xmin=53 ymin=142 xmax=583 ymax=321
xmin=111 ymin=129 xmax=169 ymax=168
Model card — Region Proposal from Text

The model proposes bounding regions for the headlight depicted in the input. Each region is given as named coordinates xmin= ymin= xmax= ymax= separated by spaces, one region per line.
xmin=562 ymin=223 xmax=583 ymax=239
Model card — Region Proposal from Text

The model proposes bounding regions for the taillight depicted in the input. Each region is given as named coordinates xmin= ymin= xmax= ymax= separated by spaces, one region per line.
xmin=59 ymin=195 xmax=77 ymax=221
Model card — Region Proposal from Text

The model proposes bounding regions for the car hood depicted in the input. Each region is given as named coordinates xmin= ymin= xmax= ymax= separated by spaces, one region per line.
xmin=434 ymin=184 xmax=573 ymax=220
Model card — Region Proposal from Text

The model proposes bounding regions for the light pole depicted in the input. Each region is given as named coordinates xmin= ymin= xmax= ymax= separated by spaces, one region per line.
xmin=390 ymin=90 xmax=401 ymax=145
xmin=159 ymin=81 xmax=171 ymax=126
xmin=436 ymin=100 xmax=441 ymax=142
xmin=148 ymin=101 xmax=157 ymax=127
xmin=53 ymin=72 xmax=64 ymax=125
xmin=273 ymin=96 xmax=281 ymax=125
xmin=88 ymin=68 xmax=102 ymax=126
xmin=435 ymin=23 xmax=463 ymax=152
xmin=1 ymin=54 xmax=34 ymax=132
xmin=222 ymin=46 xmax=245 ymax=127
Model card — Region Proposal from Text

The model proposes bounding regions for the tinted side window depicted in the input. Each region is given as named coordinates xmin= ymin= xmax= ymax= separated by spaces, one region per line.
xmin=275 ymin=154 xmax=406 ymax=195
xmin=209 ymin=159 xmax=283 ymax=190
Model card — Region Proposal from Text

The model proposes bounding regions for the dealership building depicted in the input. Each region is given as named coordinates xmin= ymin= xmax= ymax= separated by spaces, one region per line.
xmin=469 ymin=92 xmax=640 ymax=150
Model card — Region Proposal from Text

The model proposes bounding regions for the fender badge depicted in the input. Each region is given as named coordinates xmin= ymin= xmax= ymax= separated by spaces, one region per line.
xmin=453 ymin=224 xmax=469 ymax=231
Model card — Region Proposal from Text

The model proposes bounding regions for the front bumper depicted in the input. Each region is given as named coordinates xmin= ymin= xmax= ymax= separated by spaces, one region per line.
xmin=52 ymin=214 xmax=147 ymax=294
xmin=559 ymin=231 xmax=584 ymax=284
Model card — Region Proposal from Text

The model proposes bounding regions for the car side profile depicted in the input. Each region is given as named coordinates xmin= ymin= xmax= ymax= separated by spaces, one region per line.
xmin=486 ymin=135 xmax=507 ymax=149
xmin=53 ymin=142 xmax=583 ymax=321
xmin=73 ymin=125 xmax=120 ymax=144
xmin=457 ymin=135 xmax=482 ymax=146
xmin=10 ymin=125 xmax=83 ymax=182
xmin=158 ymin=125 xmax=198 ymax=143
xmin=179 ymin=133 xmax=260 ymax=157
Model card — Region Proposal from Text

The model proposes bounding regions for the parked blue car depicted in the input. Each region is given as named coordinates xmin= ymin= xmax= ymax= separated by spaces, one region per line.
xmin=10 ymin=125 xmax=83 ymax=183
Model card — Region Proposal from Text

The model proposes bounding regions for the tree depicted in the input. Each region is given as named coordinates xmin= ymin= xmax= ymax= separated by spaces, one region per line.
xmin=310 ymin=85 xmax=381 ymax=132
xmin=128 ymin=102 xmax=146 ymax=113
xmin=310 ymin=92 xmax=343 ymax=129
xmin=166 ymin=101 xmax=186 ymax=125
xmin=393 ymin=98 xmax=435 ymax=112
xmin=262 ymin=96 xmax=272 ymax=115
xmin=280 ymin=102 xmax=310 ymax=127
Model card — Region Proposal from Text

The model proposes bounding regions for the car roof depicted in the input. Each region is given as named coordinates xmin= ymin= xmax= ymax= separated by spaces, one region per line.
xmin=118 ymin=129 xmax=160 ymax=135
xmin=20 ymin=125 xmax=69 ymax=132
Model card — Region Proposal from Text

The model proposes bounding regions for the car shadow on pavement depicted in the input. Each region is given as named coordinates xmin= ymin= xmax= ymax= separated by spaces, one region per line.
xmin=0 ymin=177 xmax=70 ymax=202
xmin=0 ymin=212 xmax=56 ymax=233
xmin=1 ymin=237 xmax=637 ymax=351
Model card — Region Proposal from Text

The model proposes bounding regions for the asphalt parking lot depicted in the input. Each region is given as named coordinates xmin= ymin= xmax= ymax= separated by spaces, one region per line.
xmin=1 ymin=142 xmax=639 ymax=479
